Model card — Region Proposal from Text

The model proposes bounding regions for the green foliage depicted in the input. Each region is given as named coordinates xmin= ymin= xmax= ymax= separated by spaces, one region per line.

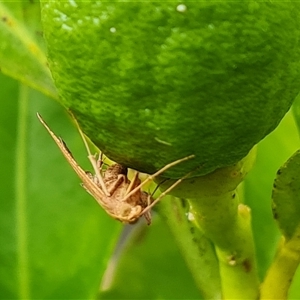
xmin=0 ymin=2 xmax=57 ymax=98
xmin=272 ymin=149 xmax=300 ymax=239
xmin=1 ymin=2 xmax=300 ymax=299
xmin=0 ymin=73 xmax=122 ymax=299
xmin=259 ymin=148 xmax=300 ymax=299
xmin=244 ymin=111 xmax=300 ymax=279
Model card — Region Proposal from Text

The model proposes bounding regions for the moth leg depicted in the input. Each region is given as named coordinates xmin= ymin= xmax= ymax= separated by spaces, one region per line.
xmin=96 ymin=152 xmax=105 ymax=170
xmin=124 ymin=171 xmax=141 ymax=195
xmin=140 ymin=191 xmax=152 ymax=225
xmin=150 ymin=178 xmax=168 ymax=198
xmin=122 ymin=155 xmax=194 ymax=202
xmin=143 ymin=207 xmax=152 ymax=225
xmin=107 ymin=174 xmax=126 ymax=195
xmin=72 ymin=115 xmax=110 ymax=196
xmin=141 ymin=170 xmax=194 ymax=215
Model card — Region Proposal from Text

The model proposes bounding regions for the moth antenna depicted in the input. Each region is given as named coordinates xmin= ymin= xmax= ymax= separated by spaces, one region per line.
xmin=123 ymin=155 xmax=195 ymax=202
xmin=69 ymin=112 xmax=110 ymax=196
xmin=151 ymin=178 xmax=169 ymax=198
xmin=141 ymin=170 xmax=194 ymax=215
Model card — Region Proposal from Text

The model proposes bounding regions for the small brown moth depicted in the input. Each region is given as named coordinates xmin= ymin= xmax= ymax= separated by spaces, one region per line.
xmin=37 ymin=113 xmax=194 ymax=225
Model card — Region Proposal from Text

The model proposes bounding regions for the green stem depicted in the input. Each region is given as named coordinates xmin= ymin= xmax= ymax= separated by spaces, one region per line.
xmin=158 ymin=147 xmax=259 ymax=299
xmin=158 ymin=196 xmax=222 ymax=300
xmin=260 ymin=228 xmax=300 ymax=299
xmin=189 ymin=193 xmax=259 ymax=299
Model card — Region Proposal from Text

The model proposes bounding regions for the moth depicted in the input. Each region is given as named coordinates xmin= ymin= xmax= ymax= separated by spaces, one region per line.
xmin=37 ymin=113 xmax=194 ymax=225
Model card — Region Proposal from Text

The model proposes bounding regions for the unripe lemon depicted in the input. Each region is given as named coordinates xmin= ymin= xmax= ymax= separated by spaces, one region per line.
xmin=41 ymin=1 xmax=300 ymax=178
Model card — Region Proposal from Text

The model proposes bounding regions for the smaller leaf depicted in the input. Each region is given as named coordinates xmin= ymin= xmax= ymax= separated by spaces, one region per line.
xmin=292 ymin=93 xmax=300 ymax=135
xmin=244 ymin=110 xmax=299 ymax=279
xmin=262 ymin=149 xmax=300 ymax=299
xmin=272 ymin=149 xmax=300 ymax=239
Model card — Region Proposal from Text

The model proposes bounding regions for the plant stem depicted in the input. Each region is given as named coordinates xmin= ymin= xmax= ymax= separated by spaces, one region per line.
xmin=158 ymin=196 xmax=222 ymax=300
xmin=188 ymin=193 xmax=259 ymax=299
xmin=158 ymin=147 xmax=259 ymax=299
xmin=260 ymin=228 xmax=300 ymax=299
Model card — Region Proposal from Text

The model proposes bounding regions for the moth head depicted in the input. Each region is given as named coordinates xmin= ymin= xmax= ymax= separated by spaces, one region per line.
xmin=118 ymin=203 xmax=143 ymax=223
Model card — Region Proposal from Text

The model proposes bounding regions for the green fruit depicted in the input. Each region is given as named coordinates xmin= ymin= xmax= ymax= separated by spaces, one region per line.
xmin=41 ymin=1 xmax=300 ymax=178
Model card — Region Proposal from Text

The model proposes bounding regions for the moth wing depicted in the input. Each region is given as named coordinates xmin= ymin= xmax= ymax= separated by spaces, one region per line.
xmin=37 ymin=113 xmax=115 ymax=212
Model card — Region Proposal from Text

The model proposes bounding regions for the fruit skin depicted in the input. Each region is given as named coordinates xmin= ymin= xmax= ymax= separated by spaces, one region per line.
xmin=41 ymin=1 xmax=300 ymax=178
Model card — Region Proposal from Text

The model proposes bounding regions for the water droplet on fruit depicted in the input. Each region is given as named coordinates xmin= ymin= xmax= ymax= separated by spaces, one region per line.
xmin=176 ymin=4 xmax=187 ymax=13
xmin=54 ymin=9 xmax=68 ymax=22
xmin=61 ymin=24 xmax=73 ymax=31
xmin=93 ymin=18 xmax=100 ymax=26
xmin=68 ymin=0 xmax=77 ymax=7
xmin=187 ymin=211 xmax=195 ymax=221
xmin=144 ymin=108 xmax=151 ymax=115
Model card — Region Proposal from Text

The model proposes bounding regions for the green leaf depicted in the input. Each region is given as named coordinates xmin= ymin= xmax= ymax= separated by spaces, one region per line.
xmin=0 ymin=2 xmax=57 ymax=98
xmin=0 ymin=73 xmax=121 ymax=299
xmin=260 ymin=141 xmax=300 ymax=299
xmin=292 ymin=92 xmax=300 ymax=134
xmin=290 ymin=267 xmax=300 ymax=298
xmin=272 ymin=149 xmax=300 ymax=239
xmin=244 ymin=110 xmax=300 ymax=279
